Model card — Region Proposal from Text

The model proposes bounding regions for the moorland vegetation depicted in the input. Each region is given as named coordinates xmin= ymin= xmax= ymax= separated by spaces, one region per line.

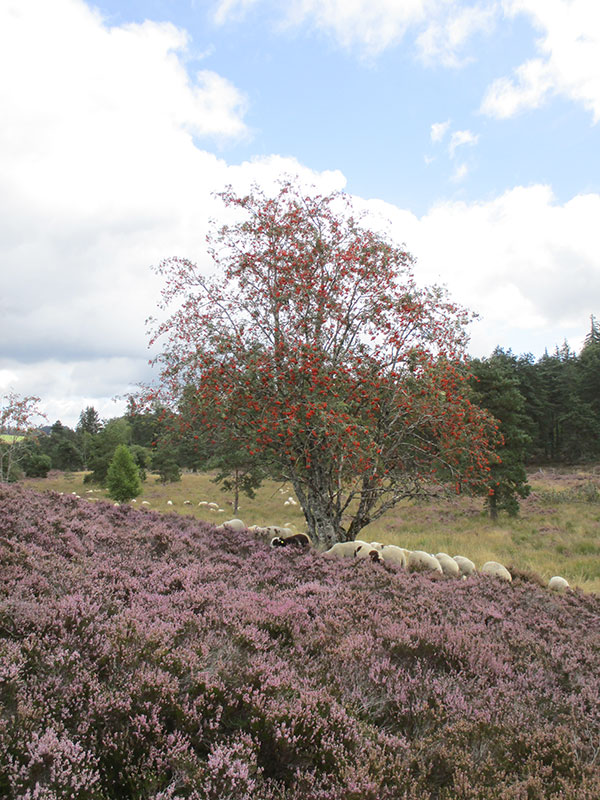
xmin=1 ymin=483 xmax=599 ymax=799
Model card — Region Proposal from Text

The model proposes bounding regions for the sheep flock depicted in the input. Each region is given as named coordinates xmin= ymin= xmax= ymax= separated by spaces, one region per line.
xmin=214 ymin=517 xmax=571 ymax=592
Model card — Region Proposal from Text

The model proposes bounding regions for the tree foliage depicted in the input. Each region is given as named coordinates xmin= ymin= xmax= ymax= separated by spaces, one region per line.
xmin=469 ymin=349 xmax=531 ymax=518
xmin=147 ymin=181 xmax=499 ymax=545
xmin=0 ymin=393 xmax=46 ymax=483
xmin=106 ymin=444 xmax=142 ymax=502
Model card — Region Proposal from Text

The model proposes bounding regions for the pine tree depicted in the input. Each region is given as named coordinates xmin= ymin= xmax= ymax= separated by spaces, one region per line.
xmin=469 ymin=349 xmax=531 ymax=519
xmin=106 ymin=444 xmax=142 ymax=502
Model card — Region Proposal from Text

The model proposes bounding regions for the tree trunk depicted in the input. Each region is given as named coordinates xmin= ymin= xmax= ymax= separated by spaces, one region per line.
xmin=488 ymin=492 xmax=498 ymax=521
xmin=233 ymin=468 xmax=240 ymax=514
xmin=291 ymin=477 xmax=342 ymax=548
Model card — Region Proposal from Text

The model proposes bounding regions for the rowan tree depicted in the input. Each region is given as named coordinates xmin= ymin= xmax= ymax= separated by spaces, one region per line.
xmin=0 ymin=392 xmax=46 ymax=483
xmin=147 ymin=181 xmax=500 ymax=546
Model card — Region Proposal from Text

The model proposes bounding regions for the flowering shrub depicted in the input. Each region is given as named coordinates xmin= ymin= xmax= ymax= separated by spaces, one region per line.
xmin=1 ymin=484 xmax=599 ymax=799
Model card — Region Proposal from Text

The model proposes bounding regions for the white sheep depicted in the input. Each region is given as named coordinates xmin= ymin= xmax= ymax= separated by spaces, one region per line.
xmin=481 ymin=561 xmax=512 ymax=582
xmin=407 ymin=550 xmax=443 ymax=575
xmin=435 ymin=553 xmax=460 ymax=578
xmin=453 ymin=555 xmax=476 ymax=577
xmin=548 ymin=575 xmax=569 ymax=592
xmin=207 ymin=502 xmax=219 ymax=509
xmin=198 ymin=501 xmax=208 ymax=506
xmin=183 ymin=500 xmax=192 ymax=505
xmin=323 ymin=540 xmax=370 ymax=559
xmin=379 ymin=545 xmax=407 ymax=568
xmin=215 ymin=518 xmax=246 ymax=532
xmin=141 ymin=501 xmax=150 ymax=505
xmin=166 ymin=500 xmax=173 ymax=506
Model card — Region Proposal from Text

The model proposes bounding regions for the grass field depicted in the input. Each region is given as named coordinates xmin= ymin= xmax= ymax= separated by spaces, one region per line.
xmin=23 ymin=465 xmax=600 ymax=593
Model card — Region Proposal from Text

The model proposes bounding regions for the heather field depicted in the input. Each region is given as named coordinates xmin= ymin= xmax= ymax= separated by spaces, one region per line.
xmin=1 ymin=483 xmax=600 ymax=799
xmin=23 ymin=466 xmax=600 ymax=593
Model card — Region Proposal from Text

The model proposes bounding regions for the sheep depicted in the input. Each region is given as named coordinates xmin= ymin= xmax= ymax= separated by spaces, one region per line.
xmin=548 ymin=575 xmax=569 ymax=592
xmin=183 ymin=500 xmax=192 ymax=505
xmin=215 ymin=518 xmax=247 ymax=533
xmin=369 ymin=542 xmax=384 ymax=551
xmin=355 ymin=545 xmax=383 ymax=563
xmin=198 ymin=501 xmax=208 ymax=506
xmin=207 ymin=502 xmax=219 ymax=510
xmin=270 ymin=532 xmax=311 ymax=549
xmin=453 ymin=555 xmax=476 ymax=577
xmin=481 ymin=561 xmax=512 ymax=582
xmin=141 ymin=501 xmax=150 ymax=506
xmin=323 ymin=540 xmax=370 ymax=559
xmin=435 ymin=552 xmax=460 ymax=578
xmin=379 ymin=544 xmax=407 ymax=568
xmin=407 ymin=550 xmax=443 ymax=575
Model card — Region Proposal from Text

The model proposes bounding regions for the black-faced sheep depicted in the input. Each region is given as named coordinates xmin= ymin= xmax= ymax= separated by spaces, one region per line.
xmin=270 ymin=532 xmax=312 ymax=549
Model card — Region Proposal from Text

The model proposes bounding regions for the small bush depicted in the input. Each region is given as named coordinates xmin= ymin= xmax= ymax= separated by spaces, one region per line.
xmin=106 ymin=444 xmax=142 ymax=502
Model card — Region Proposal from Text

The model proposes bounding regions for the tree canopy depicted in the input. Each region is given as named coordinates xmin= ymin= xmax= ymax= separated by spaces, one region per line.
xmin=147 ymin=181 xmax=500 ymax=545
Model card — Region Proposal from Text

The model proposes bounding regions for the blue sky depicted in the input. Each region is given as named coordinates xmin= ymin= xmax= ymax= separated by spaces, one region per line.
xmin=1 ymin=0 xmax=599 ymax=425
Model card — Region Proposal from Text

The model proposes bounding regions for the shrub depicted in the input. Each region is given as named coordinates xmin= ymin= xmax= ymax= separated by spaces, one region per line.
xmin=106 ymin=444 xmax=142 ymax=502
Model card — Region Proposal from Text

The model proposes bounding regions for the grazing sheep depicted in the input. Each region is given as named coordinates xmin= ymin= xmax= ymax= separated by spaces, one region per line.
xmin=270 ymin=532 xmax=312 ymax=549
xmin=435 ymin=552 xmax=460 ymax=578
xmin=379 ymin=545 xmax=407 ymax=568
xmin=323 ymin=540 xmax=370 ymax=559
xmin=481 ymin=561 xmax=512 ymax=582
xmin=198 ymin=501 xmax=208 ymax=506
xmin=207 ymin=502 xmax=219 ymax=510
xmin=215 ymin=518 xmax=247 ymax=533
xmin=355 ymin=545 xmax=383 ymax=563
xmin=141 ymin=501 xmax=150 ymax=506
xmin=183 ymin=500 xmax=192 ymax=505
xmin=407 ymin=550 xmax=443 ymax=575
xmin=548 ymin=575 xmax=569 ymax=592
xmin=453 ymin=555 xmax=476 ymax=577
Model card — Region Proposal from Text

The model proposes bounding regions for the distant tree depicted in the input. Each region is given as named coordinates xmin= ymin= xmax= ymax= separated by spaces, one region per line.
xmin=21 ymin=444 xmax=52 ymax=478
xmin=208 ymin=442 xmax=266 ymax=513
xmin=84 ymin=418 xmax=132 ymax=484
xmin=39 ymin=421 xmax=83 ymax=471
xmin=578 ymin=315 xmax=600 ymax=422
xmin=106 ymin=444 xmax=142 ymax=502
xmin=77 ymin=406 xmax=102 ymax=435
xmin=0 ymin=393 xmax=47 ymax=483
xmin=151 ymin=446 xmax=181 ymax=484
xmin=469 ymin=349 xmax=531 ymax=519
xmin=146 ymin=180 xmax=500 ymax=546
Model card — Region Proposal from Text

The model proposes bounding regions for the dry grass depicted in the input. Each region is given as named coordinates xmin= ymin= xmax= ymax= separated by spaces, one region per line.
xmin=22 ymin=465 xmax=600 ymax=593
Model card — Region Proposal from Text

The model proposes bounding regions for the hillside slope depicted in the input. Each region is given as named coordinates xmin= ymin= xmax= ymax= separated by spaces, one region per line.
xmin=1 ymin=485 xmax=599 ymax=799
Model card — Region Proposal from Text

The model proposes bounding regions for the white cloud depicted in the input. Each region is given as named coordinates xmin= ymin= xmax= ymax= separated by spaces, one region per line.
xmin=214 ymin=0 xmax=497 ymax=61
xmin=482 ymin=0 xmax=600 ymax=120
xmin=448 ymin=128 xmax=479 ymax=156
xmin=356 ymin=185 xmax=600 ymax=358
xmin=0 ymin=0 xmax=343 ymax=426
xmin=431 ymin=119 xmax=451 ymax=142
xmin=451 ymin=162 xmax=469 ymax=180
xmin=417 ymin=2 xmax=499 ymax=67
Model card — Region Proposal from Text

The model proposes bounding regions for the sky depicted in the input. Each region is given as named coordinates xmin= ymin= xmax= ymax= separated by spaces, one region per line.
xmin=1 ymin=0 xmax=599 ymax=428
